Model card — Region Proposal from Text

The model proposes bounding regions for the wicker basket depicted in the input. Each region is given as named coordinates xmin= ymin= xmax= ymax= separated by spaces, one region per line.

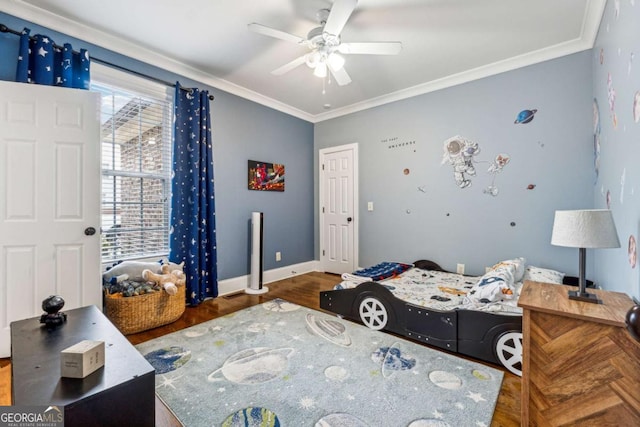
xmin=104 ymin=285 xmax=186 ymax=335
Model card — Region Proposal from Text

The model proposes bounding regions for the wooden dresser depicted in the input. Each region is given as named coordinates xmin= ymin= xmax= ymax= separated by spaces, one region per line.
xmin=518 ymin=281 xmax=640 ymax=426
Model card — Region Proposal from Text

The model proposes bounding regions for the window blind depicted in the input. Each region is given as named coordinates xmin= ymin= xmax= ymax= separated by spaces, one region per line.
xmin=93 ymin=82 xmax=173 ymax=263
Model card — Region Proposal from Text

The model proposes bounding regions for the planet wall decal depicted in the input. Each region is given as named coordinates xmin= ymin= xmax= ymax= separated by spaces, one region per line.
xmin=514 ymin=109 xmax=537 ymax=124
xmin=208 ymin=347 xmax=294 ymax=384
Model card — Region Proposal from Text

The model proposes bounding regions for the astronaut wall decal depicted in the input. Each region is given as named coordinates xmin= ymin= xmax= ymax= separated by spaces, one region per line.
xmin=441 ymin=135 xmax=510 ymax=196
xmin=441 ymin=135 xmax=480 ymax=189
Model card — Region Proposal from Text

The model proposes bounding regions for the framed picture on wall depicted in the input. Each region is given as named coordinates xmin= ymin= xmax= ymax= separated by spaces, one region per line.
xmin=248 ymin=160 xmax=285 ymax=192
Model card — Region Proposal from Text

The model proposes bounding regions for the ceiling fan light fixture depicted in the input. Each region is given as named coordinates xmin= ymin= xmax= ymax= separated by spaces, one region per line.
xmin=313 ymin=62 xmax=327 ymax=78
xmin=250 ymin=0 xmax=398 ymax=85
xmin=327 ymin=52 xmax=345 ymax=71
xmin=306 ymin=51 xmax=321 ymax=68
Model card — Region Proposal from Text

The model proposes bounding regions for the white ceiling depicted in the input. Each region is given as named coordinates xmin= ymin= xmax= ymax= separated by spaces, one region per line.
xmin=2 ymin=0 xmax=605 ymax=122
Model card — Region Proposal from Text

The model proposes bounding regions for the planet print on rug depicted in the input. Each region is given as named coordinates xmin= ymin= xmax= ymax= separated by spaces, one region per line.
xmin=305 ymin=313 xmax=352 ymax=347
xmin=324 ymin=365 xmax=350 ymax=382
xmin=143 ymin=346 xmax=191 ymax=374
xmin=135 ymin=300 xmax=504 ymax=426
xmin=371 ymin=343 xmax=416 ymax=378
xmin=429 ymin=370 xmax=462 ymax=390
xmin=207 ymin=347 xmax=294 ymax=384
xmin=315 ymin=413 xmax=368 ymax=427
xmin=222 ymin=407 xmax=280 ymax=427
xmin=472 ymin=369 xmax=493 ymax=380
xmin=408 ymin=420 xmax=450 ymax=427
xmin=262 ymin=299 xmax=301 ymax=312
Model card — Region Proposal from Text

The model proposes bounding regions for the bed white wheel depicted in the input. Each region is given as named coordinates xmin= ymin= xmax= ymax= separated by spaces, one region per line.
xmin=359 ymin=297 xmax=388 ymax=331
xmin=495 ymin=331 xmax=523 ymax=377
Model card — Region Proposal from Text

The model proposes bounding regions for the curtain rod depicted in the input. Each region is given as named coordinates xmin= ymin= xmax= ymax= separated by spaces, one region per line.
xmin=0 ymin=23 xmax=214 ymax=101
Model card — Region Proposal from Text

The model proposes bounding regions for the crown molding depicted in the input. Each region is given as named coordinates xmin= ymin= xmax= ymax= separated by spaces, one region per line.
xmin=2 ymin=0 xmax=606 ymax=124
xmin=0 ymin=0 xmax=315 ymax=122
xmin=312 ymin=0 xmax=606 ymax=123
xmin=313 ymin=37 xmax=594 ymax=122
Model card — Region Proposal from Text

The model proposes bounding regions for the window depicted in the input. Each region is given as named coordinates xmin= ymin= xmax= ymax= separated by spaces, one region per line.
xmin=91 ymin=65 xmax=173 ymax=263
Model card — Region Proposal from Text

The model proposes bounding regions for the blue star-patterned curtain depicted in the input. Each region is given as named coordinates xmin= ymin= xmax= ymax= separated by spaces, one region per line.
xmin=16 ymin=28 xmax=90 ymax=89
xmin=170 ymin=83 xmax=218 ymax=304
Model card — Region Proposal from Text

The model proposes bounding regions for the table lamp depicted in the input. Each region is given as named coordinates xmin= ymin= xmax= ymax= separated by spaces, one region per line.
xmin=551 ymin=209 xmax=620 ymax=304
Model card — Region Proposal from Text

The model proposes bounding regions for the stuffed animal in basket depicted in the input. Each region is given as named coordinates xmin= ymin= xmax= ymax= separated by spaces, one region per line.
xmin=142 ymin=264 xmax=186 ymax=296
xmin=103 ymin=259 xmax=184 ymax=283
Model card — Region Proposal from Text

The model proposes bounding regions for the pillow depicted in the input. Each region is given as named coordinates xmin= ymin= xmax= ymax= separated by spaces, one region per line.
xmin=413 ymin=259 xmax=445 ymax=272
xmin=467 ymin=266 xmax=516 ymax=304
xmin=523 ymin=266 xmax=565 ymax=284
xmin=491 ymin=257 xmax=526 ymax=282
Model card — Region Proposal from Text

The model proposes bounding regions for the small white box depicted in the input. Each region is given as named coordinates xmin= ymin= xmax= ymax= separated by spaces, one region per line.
xmin=61 ymin=340 xmax=105 ymax=378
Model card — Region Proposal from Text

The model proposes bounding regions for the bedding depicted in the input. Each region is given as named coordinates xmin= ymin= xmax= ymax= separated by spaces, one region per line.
xmin=336 ymin=262 xmax=523 ymax=314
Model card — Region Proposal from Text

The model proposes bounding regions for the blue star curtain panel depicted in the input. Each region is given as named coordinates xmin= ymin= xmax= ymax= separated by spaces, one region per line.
xmin=16 ymin=28 xmax=90 ymax=89
xmin=170 ymin=84 xmax=218 ymax=304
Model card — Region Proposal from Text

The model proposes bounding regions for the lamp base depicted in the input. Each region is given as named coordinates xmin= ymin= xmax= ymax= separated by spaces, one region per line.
xmin=568 ymin=290 xmax=602 ymax=304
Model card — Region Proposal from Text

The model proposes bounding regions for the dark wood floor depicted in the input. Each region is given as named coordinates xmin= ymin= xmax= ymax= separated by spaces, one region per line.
xmin=0 ymin=272 xmax=521 ymax=426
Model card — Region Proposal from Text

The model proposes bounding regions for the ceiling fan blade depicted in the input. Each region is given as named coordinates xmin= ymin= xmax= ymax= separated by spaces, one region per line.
xmin=323 ymin=0 xmax=358 ymax=36
xmin=329 ymin=66 xmax=352 ymax=86
xmin=248 ymin=23 xmax=306 ymax=45
xmin=338 ymin=42 xmax=402 ymax=55
xmin=271 ymin=55 xmax=307 ymax=76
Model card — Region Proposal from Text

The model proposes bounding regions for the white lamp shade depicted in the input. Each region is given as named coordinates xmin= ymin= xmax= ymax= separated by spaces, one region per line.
xmin=551 ymin=209 xmax=620 ymax=249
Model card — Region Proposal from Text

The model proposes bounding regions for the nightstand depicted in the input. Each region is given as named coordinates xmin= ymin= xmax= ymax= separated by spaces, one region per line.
xmin=518 ymin=281 xmax=640 ymax=425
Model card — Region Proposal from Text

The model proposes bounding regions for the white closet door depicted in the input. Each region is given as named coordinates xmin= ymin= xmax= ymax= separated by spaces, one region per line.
xmin=320 ymin=143 xmax=358 ymax=274
xmin=0 ymin=81 xmax=101 ymax=357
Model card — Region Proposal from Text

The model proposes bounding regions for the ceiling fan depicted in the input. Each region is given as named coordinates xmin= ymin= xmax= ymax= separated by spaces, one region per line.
xmin=248 ymin=0 xmax=402 ymax=86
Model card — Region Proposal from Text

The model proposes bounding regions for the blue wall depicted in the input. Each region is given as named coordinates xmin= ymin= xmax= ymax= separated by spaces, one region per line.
xmin=4 ymin=7 xmax=637 ymax=300
xmin=315 ymin=52 xmax=594 ymax=278
xmin=592 ymin=1 xmax=640 ymax=300
xmin=0 ymin=12 xmax=315 ymax=281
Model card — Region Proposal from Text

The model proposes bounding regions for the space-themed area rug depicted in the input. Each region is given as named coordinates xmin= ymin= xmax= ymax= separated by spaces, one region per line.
xmin=135 ymin=299 xmax=504 ymax=427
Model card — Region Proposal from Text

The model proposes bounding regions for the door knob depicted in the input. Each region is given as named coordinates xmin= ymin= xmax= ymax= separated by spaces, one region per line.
xmin=347 ymin=217 xmax=352 ymax=223
xmin=84 ymin=227 xmax=96 ymax=236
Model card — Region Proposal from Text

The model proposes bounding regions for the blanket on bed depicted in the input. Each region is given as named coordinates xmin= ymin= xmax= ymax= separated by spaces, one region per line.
xmin=346 ymin=261 xmax=412 ymax=281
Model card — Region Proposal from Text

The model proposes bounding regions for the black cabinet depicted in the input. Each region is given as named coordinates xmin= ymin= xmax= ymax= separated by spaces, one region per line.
xmin=11 ymin=305 xmax=155 ymax=427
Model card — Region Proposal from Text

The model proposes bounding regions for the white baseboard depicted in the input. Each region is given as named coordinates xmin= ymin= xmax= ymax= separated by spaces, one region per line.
xmin=218 ymin=260 xmax=321 ymax=296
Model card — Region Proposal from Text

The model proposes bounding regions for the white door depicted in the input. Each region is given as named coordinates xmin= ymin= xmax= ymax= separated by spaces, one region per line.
xmin=319 ymin=143 xmax=358 ymax=274
xmin=0 ymin=81 xmax=101 ymax=357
